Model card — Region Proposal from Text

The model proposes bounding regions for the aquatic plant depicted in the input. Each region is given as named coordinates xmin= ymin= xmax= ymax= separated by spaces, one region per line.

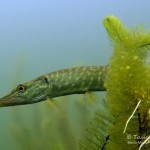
xmin=104 ymin=16 xmax=150 ymax=149
xmin=79 ymin=16 xmax=150 ymax=150
xmin=11 ymin=95 xmax=99 ymax=150
xmin=79 ymin=99 xmax=112 ymax=150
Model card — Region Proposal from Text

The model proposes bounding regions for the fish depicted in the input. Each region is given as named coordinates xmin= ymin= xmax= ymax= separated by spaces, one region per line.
xmin=0 ymin=66 xmax=107 ymax=107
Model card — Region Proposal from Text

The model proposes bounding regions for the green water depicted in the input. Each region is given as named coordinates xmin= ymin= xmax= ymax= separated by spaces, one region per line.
xmin=0 ymin=1 xmax=150 ymax=150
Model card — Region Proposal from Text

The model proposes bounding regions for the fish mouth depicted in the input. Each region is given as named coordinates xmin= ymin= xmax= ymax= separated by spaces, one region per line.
xmin=0 ymin=94 xmax=47 ymax=107
xmin=0 ymin=95 xmax=24 ymax=107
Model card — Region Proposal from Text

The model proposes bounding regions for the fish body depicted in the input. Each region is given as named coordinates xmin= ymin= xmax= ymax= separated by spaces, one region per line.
xmin=46 ymin=66 xmax=107 ymax=97
xmin=0 ymin=66 xmax=107 ymax=107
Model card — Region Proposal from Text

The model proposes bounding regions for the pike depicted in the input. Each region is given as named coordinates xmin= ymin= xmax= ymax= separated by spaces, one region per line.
xmin=0 ymin=66 xmax=108 ymax=107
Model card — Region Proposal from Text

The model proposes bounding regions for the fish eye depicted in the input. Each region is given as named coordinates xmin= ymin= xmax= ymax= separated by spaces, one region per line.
xmin=16 ymin=85 xmax=27 ymax=92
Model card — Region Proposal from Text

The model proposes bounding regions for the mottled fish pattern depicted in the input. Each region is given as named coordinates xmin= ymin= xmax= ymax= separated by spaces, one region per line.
xmin=0 ymin=65 xmax=107 ymax=106
xmin=44 ymin=66 xmax=107 ymax=98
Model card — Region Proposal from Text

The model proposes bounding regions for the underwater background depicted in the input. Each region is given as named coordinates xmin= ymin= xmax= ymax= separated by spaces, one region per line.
xmin=0 ymin=0 xmax=150 ymax=150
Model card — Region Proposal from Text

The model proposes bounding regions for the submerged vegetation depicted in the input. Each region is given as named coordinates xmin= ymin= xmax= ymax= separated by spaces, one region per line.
xmin=10 ymin=16 xmax=150 ymax=150
xmin=79 ymin=99 xmax=112 ymax=150
xmin=11 ymin=94 xmax=102 ymax=150
xmin=104 ymin=16 xmax=150 ymax=149
xmin=78 ymin=16 xmax=150 ymax=149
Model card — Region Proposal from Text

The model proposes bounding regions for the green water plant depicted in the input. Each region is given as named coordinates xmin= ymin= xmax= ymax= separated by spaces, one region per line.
xmin=79 ymin=99 xmax=112 ymax=150
xmin=11 ymin=95 xmax=100 ymax=150
xmin=104 ymin=16 xmax=150 ymax=149
xmin=79 ymin=16 xmax=150 ymax=150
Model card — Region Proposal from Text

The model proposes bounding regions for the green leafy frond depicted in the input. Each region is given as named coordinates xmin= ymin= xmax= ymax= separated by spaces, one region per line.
xmin=104 ymin=16 xmax=150 ymax=149
xmin=103 ymin=16 xmax=150 ymax=51
xmin=103 ymin=15 xmax=129 ymax=47
xmin=79 ymin=100 xmax=113 ymax=150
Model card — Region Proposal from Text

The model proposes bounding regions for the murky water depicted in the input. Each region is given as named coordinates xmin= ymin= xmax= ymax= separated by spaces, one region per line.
xmin=0 ymin=1 xmax=150 ymax=150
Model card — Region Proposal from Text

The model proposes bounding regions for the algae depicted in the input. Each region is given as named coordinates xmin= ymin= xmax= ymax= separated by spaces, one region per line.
xmin=104 ymin=16 xmax=150 ymax=149
xmin=79 ymin=99 xmax=112 ymax=150
xmin=80 ymin=16 xmax=150 ymax=150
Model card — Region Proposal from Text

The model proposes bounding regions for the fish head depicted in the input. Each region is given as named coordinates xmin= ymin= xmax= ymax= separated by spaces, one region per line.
xmin=0 ymin=76 xmax=49 ymax=107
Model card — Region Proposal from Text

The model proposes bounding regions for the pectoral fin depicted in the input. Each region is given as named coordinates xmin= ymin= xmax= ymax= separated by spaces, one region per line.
xmin=46 ymin=97 xmax=61 ymax=108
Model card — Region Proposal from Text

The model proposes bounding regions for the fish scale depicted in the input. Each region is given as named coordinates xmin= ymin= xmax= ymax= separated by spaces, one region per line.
xmin=45 ymin=66 xmax=107 ymax=98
